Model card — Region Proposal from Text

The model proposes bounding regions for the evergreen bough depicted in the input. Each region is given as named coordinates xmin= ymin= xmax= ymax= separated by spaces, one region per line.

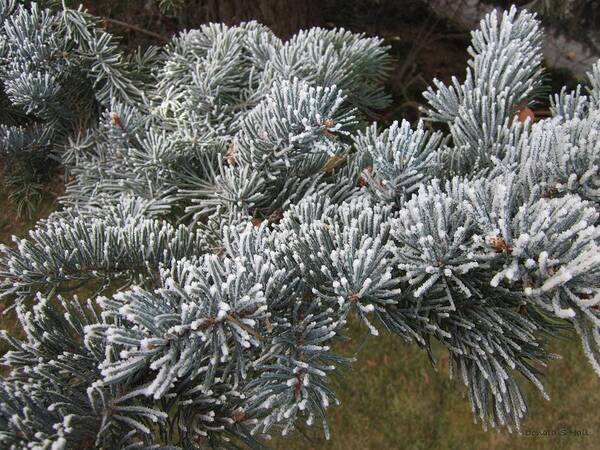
xmin=1 ymin=2 xmax=600 ymax=448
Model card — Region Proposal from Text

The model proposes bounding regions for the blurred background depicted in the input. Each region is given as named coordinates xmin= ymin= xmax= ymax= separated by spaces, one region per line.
xmin=2 ymin=1 xmax=600 ymax=449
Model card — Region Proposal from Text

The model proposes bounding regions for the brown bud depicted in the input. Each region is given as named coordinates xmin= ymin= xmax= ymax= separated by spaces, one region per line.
xmin=488 ymin=236 xmax=512 ymax=254
xmin=542 ymin=187 xmax=559 ymax=199
xmin=358 ymin=166 xmax=373 ymax=187
xmin=226 ymin=143 xmax=237 ymax=166
xmin=231 ymin=407 xmax=246 ymax=423
xmin=516 ymin=107 xmax=535 ymax=124
xmin=110 ymin=112 xmax=123 ymax=128
xmin=322 ymin=118 xmax=336 ymax=137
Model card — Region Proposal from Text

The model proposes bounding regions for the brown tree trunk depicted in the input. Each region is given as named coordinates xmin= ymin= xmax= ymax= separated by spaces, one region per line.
xmin=194 ymin=0 xmax=324 ymax=39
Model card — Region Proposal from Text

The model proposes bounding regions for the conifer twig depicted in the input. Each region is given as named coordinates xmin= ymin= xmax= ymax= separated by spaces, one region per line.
xmin=103 ymin=17 xmax=169 ymax=42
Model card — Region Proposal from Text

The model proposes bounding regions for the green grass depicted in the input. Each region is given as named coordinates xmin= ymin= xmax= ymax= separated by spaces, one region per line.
xmin=269 ymin=322 xmax=600 ymax=450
